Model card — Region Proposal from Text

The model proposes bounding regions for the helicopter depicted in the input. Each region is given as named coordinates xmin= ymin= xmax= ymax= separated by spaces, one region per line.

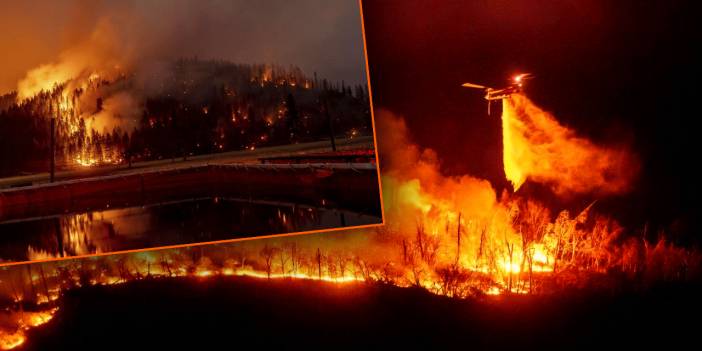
xmin=462 ymin=73 xmax=533 ymax=115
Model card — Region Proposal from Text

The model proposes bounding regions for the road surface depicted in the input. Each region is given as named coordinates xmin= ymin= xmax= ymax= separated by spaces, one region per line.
xmin=0 ymin=136 xmax=374 ymax=189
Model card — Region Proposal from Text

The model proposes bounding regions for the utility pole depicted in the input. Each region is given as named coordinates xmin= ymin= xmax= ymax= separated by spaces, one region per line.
xmin=50 ymin=116 xmax=56 ymax=182
xmin=324 ymin=100 xmax=337 ymax=152
xmin=55 ymin=217 xmax=63 ymax=257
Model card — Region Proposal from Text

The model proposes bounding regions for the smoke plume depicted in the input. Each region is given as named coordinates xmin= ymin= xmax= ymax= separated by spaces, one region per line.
xmin=2 ymin=0 xmax=366 ymax=96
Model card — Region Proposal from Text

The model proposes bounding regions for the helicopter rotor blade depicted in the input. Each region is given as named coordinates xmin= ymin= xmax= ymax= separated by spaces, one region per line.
xmin=461 ymin=82 xmax=487 ymax=89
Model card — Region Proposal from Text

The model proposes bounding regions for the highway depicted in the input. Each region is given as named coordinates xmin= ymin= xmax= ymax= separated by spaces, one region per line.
xmin=0 ymin=136 xmax=374 ymax=189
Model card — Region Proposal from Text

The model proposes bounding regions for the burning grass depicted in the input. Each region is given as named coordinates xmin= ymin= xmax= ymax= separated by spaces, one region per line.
xmin=0 ymin=308 xmax=57 ymax=350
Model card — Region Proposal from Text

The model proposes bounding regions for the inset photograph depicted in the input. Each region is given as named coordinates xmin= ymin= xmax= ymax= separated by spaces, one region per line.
xmin=1 ymin=1 xmax=702 ymax=350
xmin=0 ymin=0 xmax=381 ymax=265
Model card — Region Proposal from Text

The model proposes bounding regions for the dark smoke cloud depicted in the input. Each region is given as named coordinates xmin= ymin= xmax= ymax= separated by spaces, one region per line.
xmin=0 ymin=0 xmax=367 ymax=94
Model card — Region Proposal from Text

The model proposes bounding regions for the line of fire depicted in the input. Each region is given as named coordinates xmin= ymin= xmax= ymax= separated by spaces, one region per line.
xmin=2 ymin=0 xmax=702 ymax=349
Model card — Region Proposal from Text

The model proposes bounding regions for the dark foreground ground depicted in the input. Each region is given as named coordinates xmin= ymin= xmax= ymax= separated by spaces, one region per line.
xmin=23 ymin=277 xmax=702 ymax=350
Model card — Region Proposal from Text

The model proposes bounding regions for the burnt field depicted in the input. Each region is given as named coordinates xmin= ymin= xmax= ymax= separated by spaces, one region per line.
xmin=22 ymin=276 xmax=702 ymax=350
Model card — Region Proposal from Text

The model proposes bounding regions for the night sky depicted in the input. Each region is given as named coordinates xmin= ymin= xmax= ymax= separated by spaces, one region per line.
xmin=362 ymin=0 xmax=702 ymax=241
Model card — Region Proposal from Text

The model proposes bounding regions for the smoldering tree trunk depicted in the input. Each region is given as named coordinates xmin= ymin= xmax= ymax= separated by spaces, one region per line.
xmin=553 ymin=234 xmax=563 ymax=274
xmin=338 ymin=258 xmax=347 ymax=279
xmin=266 ymin=262 xmax=272 ymax=279
xmin=416 ymin=224 xmax=426 ymax=260
xmin=8 ymin=274 xmax=24 ymax=305
xmin=456 ymin=213 xmax=462 ymax=266
xmin=526 ymin=251 xmax=534 ymax=294
xmin=316 ymin=248 xmax=322 ymax=280
xmin=26 ymin=265 xmax=37 ymax=302
xmin=476 ymin=227 xmax=486 ymax=271
xmin=289 ymin=245 xmax=298 ymax=275
xmin=163 ymin=261 xmax=173 ymax=277
xmin=279 ymin=252 xmax=287 ymax=277
xmin=402 ymin=239 xmax=408 ymax=264
xmin=519 ymin=234 xmax=527 ymax=293
xmin=39 ymin=265 xmax=51 ymax=303
xmin=506 ymin=241 xmax=514 ymax=293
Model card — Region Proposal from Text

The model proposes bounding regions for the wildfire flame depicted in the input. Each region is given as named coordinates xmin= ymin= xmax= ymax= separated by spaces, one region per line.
xmin=0 ymin=332 xmax=24 ymax=351
xmin=8 ymin=18 xmax=133 ymax=169
xmin=0 ymin=308 xmax=58 ymax=350
xmin=16 ymin=18 xmax=123 ymax=102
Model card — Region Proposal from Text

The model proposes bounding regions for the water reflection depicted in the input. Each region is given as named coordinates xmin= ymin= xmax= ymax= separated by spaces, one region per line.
xmin=0 ymin=198 xmax=378 ymax=263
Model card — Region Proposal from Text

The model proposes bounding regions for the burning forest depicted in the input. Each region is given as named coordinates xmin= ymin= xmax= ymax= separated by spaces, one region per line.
xmin=0 ymin=0 xmax=371 ymax=177
xmin=0 ymin=59 xmax=371 ymax=175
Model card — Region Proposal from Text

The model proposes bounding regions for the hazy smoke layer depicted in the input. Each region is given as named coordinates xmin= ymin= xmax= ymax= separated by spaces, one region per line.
xmin=376 ymin=110 xmax=501 ymax=234
xmin=0 ymin=0 xmax=367 ymax=94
